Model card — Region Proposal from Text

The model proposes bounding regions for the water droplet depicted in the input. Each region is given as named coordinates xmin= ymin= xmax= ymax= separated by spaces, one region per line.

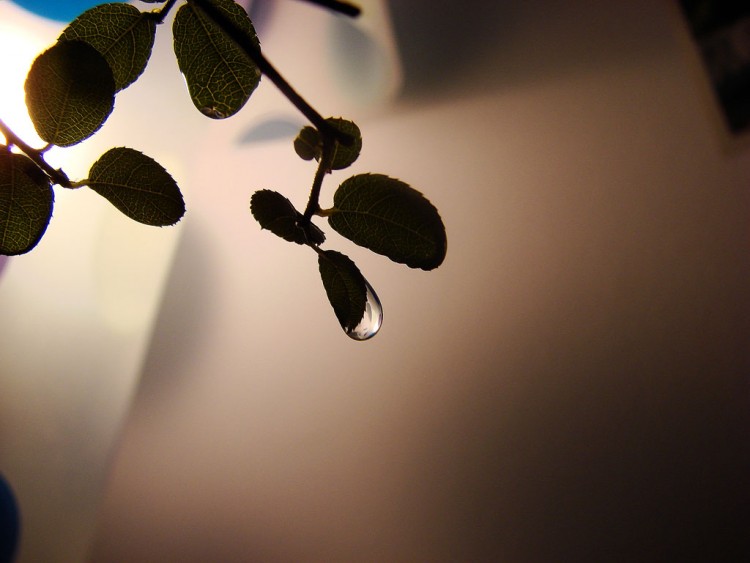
xmin=346 ymin=281 xmax=383 ymax=341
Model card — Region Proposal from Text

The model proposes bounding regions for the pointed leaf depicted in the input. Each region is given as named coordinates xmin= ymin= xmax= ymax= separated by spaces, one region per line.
xmin=328 ymin=174 xmax=447 ymax=270
xmin=0 ymin=152 xmax=54 ymax=255
xmin=318 ymin=249 xmax=367 ymax=332
xmin=250 ymin=189 xmax=325 ymax=245
xmin=25 ymin=40 xmax=115 ymax=147
xmin=86 ymin=147 xmax=184 ymax=226
xmin=293 ymin=118 xmax=362 ymax=170
xmin=173 ymin=0 xmax=261 ymax=119
xmin=60 ymin=3 xmax=156 ymax=91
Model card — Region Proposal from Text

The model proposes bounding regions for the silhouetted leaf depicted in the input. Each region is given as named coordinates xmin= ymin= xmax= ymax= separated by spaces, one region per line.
xmin=86 ymin=147 xmax=184 ymax=226
xmin=173 ymin=0 xmax=261 ymax=119
xmin=328 ymin=174 xmax=447 ymax=270
xmin=25 ymin=40 xmax=115 ymax=147
xmin=250 ymin=189 xmax=325 ymax=245
xmin=0 ymin=152 xmax=54 ymax=255
xmin=318 ymin=249 xmax=367 ymax=332
xmin=293 ymin=118 xmax=362 ymax=170
xmin=327 ymin=118 xmax=362 ymax=170
xmin=293 ymin=126 xmax=320 ymax=161
xmin=60 ymin=3 xmax=156 ymax=91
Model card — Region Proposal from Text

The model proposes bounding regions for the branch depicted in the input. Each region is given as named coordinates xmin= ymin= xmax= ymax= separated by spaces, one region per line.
xmin=302 ymin=138 xmax=336 ymax=220
xmin=0 ymin=119 xmax=71 ymax=188
xmin=189 ymin=0 xmax=353 ymax=147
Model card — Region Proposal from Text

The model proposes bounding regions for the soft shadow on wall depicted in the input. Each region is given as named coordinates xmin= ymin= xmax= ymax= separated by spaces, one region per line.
xmin=88 ymin=1 xmax=750 ymax=561
xmin=386 ymin=1 xmax=750 ymax=560
xmin=388 ymin=0 xmax=675 ymax=100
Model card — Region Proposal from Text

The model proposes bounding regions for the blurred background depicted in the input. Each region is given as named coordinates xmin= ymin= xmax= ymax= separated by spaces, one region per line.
xmin=2 ymin=0 xmax=749 ymax=561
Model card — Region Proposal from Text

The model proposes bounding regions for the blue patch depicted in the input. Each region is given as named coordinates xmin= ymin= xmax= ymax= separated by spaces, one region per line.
xmin=10 ymin=0 xmax=125 ymax=22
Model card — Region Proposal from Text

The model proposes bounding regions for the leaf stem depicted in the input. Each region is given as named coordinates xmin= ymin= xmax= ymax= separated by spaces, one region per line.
xmin=0 ymin=118 xmax=71 ymax=188
xmin=303 ymin=139 xmax=335 ymax=220
xmin=147 ymin=0 xmax=180 ymax=24
xmin=189 ymin=0 xmax=353 ymax=147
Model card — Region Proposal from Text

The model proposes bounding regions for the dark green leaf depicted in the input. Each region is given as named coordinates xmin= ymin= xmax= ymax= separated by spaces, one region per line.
xmin=86 ymin=147 xmax=184 ymax=226
xmin=318 ymin=249 xmax=367 ymax=333
xmin=328 ymin=173 xmax=447 ymax=270
xmin=293 ymin=118 xmax=362 ymax=170
xmin=0 ymin=152 xmax=54 ymax=255
xmin=173 ymin=0 xmax=261 ymax=119
xmin=25 ymin=40 xmax=115 ymax=147
xmin=293 ymin=126 xmax=320 ymax=161
xmin=60 ymin=3 xmax=156 ymax=91
xmin=250 ymin=189 xmax=325 ymax=245
xmin=327 ymin=117 xmax=362 ymax=170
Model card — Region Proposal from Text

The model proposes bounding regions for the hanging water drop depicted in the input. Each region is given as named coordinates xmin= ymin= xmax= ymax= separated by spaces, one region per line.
xmin=346 ymin=280 xmax=383 ymax=340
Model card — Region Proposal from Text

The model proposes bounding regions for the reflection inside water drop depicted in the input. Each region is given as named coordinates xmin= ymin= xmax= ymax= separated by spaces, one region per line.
xmin=346 ymin=281 xmax=383 ymax=341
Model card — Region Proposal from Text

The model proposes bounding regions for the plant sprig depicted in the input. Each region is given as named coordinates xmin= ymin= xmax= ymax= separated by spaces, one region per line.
xmin=0 ymin=0 xmax=446 ymax=339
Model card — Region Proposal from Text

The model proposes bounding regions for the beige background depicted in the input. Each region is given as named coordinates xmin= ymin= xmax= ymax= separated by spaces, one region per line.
xmin=10 ymin=1 xmax=749 ymax=561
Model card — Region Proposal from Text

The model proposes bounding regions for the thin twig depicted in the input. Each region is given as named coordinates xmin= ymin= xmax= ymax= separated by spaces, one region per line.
xmin=302 ymin=138 xmax=336 ymax=220
xmin=0 ymin=119 xmax=71 ymax=187
xmin=189 ymin=0 xmax=353 ymax=147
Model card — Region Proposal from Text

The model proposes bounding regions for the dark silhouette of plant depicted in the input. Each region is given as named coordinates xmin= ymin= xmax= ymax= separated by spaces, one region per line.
xmin=0 ymin=0 xmax=447 ymax=339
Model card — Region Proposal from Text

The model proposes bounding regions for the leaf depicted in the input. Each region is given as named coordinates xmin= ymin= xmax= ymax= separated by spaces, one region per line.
xmin=328 ymin=174 xmax=447 ymax=270
xmin=25 ymin=40 xmax=116 ymax=147
xmin=86 ymin=147 xmax=185 ymax=226
xmin=250 ymin=189 xmax=325 ymax=245
xmin=293 ymin=118 xmax=362 ymax=170
xmin=173 ymin=0 xmax=261 ymax=119
xmin=0 ymin=152 xmax=54 ymax=255
xmin=318 ymin=249 xmax=367 ymax=332
xmin=60 ymin=3 xmax=156 ymax=91
xmin=327 ymin=118 xmax=362 ymax=170
xmin=293 ymin=126 xmax=320 ymax=161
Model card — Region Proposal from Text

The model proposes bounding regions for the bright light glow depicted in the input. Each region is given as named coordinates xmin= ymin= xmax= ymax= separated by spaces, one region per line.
xmin=0 ymin=4 xmax=65 ymax=169
xmin=0 ymin=16 xmax=46 ymax=146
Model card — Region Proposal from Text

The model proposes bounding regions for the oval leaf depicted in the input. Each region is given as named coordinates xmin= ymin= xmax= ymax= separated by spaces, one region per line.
xmin=173 ymin=0 xmax=261 ymax=119
xmin=318 ymin=249 xmax=367 ymax=333
xmin=327 ymin=117 xmax=362 ymax=170
xmin=25 ymin=40 xmax=115 ymax=147
xmin=328 ymin=174 xmax=447 ymax=270
xmin=60 ymin=3 xmax=156 ymax=91
xmin=250 ymin=189 xmax=325 ymax=245
xmin=0 ymin=152 xmax=54 ymax=255
xmin=86 ymin=147 xmax=185 ymax=226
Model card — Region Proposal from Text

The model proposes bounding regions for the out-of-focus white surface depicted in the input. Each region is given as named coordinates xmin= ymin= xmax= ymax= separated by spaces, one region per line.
xmin=90 ymin=2 xmax=750 ymax=561
xmin=0 ymin=3 xmax=193 ymax=562
xmin=21 ymin=0 xmax=750 ymax=561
